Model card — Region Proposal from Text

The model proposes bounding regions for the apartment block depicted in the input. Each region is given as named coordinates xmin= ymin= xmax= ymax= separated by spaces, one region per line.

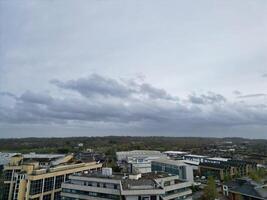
xmin=199 ymin=159 xmax=257 ymax=181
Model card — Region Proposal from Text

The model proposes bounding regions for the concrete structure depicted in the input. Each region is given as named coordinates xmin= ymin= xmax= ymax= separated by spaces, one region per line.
xmin=222 ymin=178 xmax=267 ymax=200
xmin=3 ymin=153 xmax=102 ymax=200
xmin=151 ymin=159 xmax=194 ymax=183
xmin=61 ymin=169 xmax=192 ymax=200
xmin=116 ymin=151 xmax=167 ymax=174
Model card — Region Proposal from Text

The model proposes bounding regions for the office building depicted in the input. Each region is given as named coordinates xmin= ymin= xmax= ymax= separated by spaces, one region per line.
xmin=61 ymin=168 xmax=193 ymax=200
xmin=3 ymin=153 xmax=102 ymax=200
xmin=151 ymin=159 xmax=194 ymax=183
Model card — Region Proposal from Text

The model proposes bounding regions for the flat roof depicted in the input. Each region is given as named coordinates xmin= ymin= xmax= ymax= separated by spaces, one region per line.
xmin=207 ymin=157 xmax=229 ymax=162
xmin=153 ymin=158 xmax=187 ymax=166
xmin=184 ymin=154 xmax=208 ymax=158
xmin=164 ymin=151 xmax=188 ymax=154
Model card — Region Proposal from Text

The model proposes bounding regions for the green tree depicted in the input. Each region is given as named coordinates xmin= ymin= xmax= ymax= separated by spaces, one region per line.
xmin=202 ymin=176 xmax=218 ymax=200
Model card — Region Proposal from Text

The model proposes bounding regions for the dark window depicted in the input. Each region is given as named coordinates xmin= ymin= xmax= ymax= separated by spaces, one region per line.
xmin=54 ymin=191 xmax=61 ymax=200
xmin=43 ymin=194 xmax=51 ymax=200
xmin=2 ymin=183 xmax=10 ymax=199
xmin=151 ymin=196 xmax=157 ymax=200
xmin=55 ymin=175 xmax=64 ymax=189
xmin=44 ymin=177 xmax=54 ymax=192
xmin=4 ymin=170 xmax=13 ymax=181
xmin=30 ymin=179 xmax=43 ymax=195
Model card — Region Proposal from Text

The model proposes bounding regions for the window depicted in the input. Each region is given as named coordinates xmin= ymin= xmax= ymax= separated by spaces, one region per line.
xmin=54 ymin=191 xmax=61 ymax=200
xmin=151 ymin=196 xmax=156 ymax=200
xmin=44 ymin=177 xmax=54 ymax=192
xmin=30 ymin=179 xmax=43 ymax=195
xmin=55 ymin=175 xmax=64 ymax=189
xmin=2 ymin=183 xmax=10 ymax=199
xmin=43 ymin=194 xmax=51 ymax=200
xmin=4 ymin=170 xmax=13 ymax=181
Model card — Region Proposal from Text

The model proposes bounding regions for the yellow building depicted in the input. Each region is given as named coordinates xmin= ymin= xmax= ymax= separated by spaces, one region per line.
xmin=3 ymin=153 xmax=102 ymax=200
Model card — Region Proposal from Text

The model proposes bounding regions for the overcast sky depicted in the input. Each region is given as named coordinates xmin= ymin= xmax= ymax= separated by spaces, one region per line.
xmin=0 ymin=0 xmax=267 ymax=138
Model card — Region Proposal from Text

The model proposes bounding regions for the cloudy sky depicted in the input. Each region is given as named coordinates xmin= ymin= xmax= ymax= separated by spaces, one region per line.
xmin=0 ymin=0 xmax=267 ymax=138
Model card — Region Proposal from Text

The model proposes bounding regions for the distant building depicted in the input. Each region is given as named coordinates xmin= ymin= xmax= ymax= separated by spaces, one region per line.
xmin=199 ymin=159 xmax=257 ymax=181
xmin=163 ymin=151 xmax=188 ymax=160
xmin=61 ymin=169 xmax=193 ymax=200
xmin=222 ymin=178 xmax=267 ymax=200
xmin=3 ymin=153 xmax=102 ymax=200
xmin=183 ymin=154 xmax=208 ymax=163
xmin=116 ymin=150 xmax=167 ymax=173
xmin=75 ymin=151 xmax=105 ymax=163
xmin=151 ymin=159 xmax=194 ymax=183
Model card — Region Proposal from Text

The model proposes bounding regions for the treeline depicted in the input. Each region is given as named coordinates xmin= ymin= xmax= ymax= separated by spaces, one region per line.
xmin=0 ymin=136 xmax=266 ymax=156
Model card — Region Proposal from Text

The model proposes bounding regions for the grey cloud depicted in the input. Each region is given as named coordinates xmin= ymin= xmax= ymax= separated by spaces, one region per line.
xmin=19 ymin=91 xmax=53 ymax=105
xmin=262 ymin=73 xmax=267 ymax=78
xmin=51 ymin=74 xmax=132 ymax=98
xmin=233 ymin=90 xmax=242 ymax=95
xmin=1 ymin=76 xmax=267 ymax=137
xmin=188 ymin=92 xmax=226 ymax=105
xmin=0 ymin=92 xmax=17 ymax=99
xmin=51 ymin=74 xmax=177 ymax=101
xmin=139 ymin=83 xmax=178 ymax=101
xmin=237 ymin=93 xmax=267 ymax=98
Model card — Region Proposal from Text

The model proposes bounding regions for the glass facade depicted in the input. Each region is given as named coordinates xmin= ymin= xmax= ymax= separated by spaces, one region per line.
xmin=151 ymin=162 xmax=186 ymax=179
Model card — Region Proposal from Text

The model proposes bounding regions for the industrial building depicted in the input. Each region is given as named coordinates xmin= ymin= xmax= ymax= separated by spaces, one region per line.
xmin=3 ymin=153 xmax=102 ymax=200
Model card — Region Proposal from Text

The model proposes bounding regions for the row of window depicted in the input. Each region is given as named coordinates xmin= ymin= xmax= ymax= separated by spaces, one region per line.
xmin=29 ymin=191 xmax=61 ymax=200
xmin=82 ymin=181 xmax=119 ymax=189
xmin=29 ymin=175 xmax=66 ymax=195
xmin=62 ymin=188 xmax=120 ymax=200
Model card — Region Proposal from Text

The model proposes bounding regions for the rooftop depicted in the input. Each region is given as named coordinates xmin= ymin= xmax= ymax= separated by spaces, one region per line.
xmin=225 ymin=178 xmax=267 ymax=199
xmin=153 ymin=158 xmax=187 ymax=166
xmin=163 ymin=151 xmax=188 ymax=155
xmin=184 ymin=154 xmax=208 ymax=158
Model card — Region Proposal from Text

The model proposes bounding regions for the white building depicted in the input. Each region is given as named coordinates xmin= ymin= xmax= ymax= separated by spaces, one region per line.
xmin=151 ymin=159 xmax=194 ymax=183
xmin=183 ymin=154 xmax=208 ymax=163
xmin=163 ymin=151 xmax=188 ymax=159
xmin=116 ymin=150 xmax=168 ymax=174
xmin=61 ymin=169 xmax=192 ymax=200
